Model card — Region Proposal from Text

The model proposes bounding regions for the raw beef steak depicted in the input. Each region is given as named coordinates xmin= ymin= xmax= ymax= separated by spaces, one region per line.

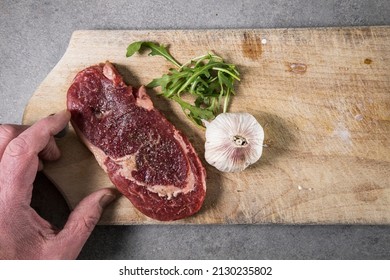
xmin=67 ymin=62 xmax=206 ymax=221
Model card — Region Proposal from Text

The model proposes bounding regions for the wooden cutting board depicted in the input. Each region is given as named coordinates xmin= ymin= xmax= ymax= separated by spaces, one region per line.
xmin=23 ymin=27 xmax=390 ymax=225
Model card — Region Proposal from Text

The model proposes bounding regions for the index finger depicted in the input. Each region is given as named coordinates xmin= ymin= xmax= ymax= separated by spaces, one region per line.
xmin=0 ymin=110 xmax=71 ymax=197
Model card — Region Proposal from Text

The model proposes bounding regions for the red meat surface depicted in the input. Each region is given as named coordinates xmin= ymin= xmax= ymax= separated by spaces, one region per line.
xmin=67 ymin=62 xmax=206 ymax=221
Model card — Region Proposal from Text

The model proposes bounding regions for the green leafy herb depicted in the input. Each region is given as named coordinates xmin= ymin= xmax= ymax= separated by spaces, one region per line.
xmin=126 ymin=41 xmax=240 ymax=127
xmin=126 ymin=41 xmax=181 ymax=68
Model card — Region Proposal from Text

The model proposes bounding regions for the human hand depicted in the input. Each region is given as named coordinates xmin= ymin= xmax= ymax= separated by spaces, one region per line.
xmin=0 ymin=110 xmax=117 ymax=259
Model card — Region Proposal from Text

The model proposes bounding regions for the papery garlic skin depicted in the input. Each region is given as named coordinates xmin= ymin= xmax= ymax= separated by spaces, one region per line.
xmin=204 ymin=112 xmax=264 ymax=172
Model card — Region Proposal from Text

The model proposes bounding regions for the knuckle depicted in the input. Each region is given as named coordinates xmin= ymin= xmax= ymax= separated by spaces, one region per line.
xmin=5 ymin=136 xmax=31 ymax=157
xmin=82 ymin=215 xmax=99 ymax=233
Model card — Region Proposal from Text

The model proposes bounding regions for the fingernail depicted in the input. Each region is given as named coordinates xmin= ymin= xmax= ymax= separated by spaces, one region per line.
xmin=99 ymin=193 xmax=117 ymax=208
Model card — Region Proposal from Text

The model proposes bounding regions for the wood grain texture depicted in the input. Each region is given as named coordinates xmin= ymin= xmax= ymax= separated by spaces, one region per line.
xmin=23 ymin=27 xmax=390 ymax=224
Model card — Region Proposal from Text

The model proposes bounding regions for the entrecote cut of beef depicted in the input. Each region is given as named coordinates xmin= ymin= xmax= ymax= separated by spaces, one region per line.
xmin=67 ymin=62 xmax=206 ymax=221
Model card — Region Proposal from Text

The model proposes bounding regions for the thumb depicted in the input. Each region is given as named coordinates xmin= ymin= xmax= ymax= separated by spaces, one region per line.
xmin=55 ymin=188 xmax=118 ymax=259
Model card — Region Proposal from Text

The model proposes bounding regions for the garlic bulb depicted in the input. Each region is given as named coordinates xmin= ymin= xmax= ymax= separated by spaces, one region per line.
xmin=204 ymin=112 xmax=264 ymax=172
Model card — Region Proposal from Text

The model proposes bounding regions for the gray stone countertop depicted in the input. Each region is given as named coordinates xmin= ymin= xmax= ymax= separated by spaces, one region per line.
xmin=1 ymin=0 xmax=389 ymax=259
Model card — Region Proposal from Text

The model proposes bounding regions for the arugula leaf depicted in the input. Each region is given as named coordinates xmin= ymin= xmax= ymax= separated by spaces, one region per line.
xmin=171 ymin=95 xmax=215 ymax=126
xmin=126 ymin=41 xmax=144 ymax=57
xmin=126 ymin=41 xmax=180 ymax=68
xmin=126 ymin=41 xmax=240 ymax=127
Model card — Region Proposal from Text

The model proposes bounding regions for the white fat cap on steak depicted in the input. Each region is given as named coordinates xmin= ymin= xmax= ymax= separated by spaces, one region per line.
xmin=115 ymin=153 xmax=196 ymax=200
